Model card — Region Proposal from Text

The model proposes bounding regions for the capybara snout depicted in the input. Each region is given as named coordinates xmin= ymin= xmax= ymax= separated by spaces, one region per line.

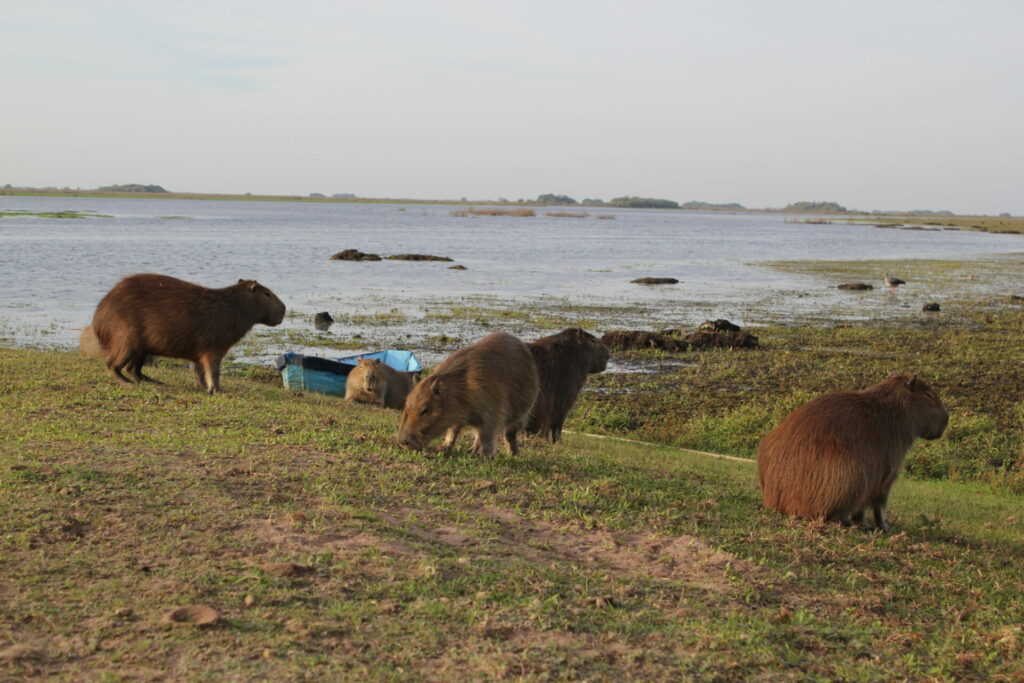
xmin=757 ymin=373 xmax=948 ymax=532
xmin=90 ymin=273 xmax=286 ymax=394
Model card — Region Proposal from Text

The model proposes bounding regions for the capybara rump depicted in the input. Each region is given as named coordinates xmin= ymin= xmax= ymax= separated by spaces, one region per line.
xmin=397 ymin=331 xmax=539 ymax=456
xmin=91 ymin=273 xmax=286 ymax=394
xmin=757 ymin=374 xmax=948 ymax=531
xmin=526 ymin=327 xmax=609 ymax=443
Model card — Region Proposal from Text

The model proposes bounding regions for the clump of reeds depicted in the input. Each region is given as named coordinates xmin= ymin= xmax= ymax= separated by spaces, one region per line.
xmin=546 ymin=211 xmax=590 ymax=218
xmin=596 ymin=214 xmax=616 ymax=220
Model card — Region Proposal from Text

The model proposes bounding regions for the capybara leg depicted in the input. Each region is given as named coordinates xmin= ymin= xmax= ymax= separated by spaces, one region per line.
xmin=192 ymin=363 xmax=207 ymax=391
xmin=872 ymin=502 xmax=891 ymax=533
xmin=550 ymin=422 xmax=564 ymax=444
xmin=504 ymin=428 xmax=519 ymax=456
xmin=851 ymin=509 xmax=865 ymax=526
xmin=442 ymin=426 xmax=462 ymax=454
xmin=106 ymin=361 xmax=132 ymax=384
xmin=472 ymin=430 xmax=497 ymax=457
xmin=199 ymin=353 xmax=224 ymax=395
xmin=130 ymin=355 xmax=161 ymax=384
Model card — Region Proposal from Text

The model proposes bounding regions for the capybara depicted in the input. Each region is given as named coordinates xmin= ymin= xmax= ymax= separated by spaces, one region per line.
xmin=526 ymin=327 xmax=609 ymax=443
xmin=345 ymin=357 xmax=416 ymax=410
xmin=757 ymin=374 xmax=948 ymax=531
xmin=397 ymin=331 xmax=539 ymax=457
xmin=90 ymin=273 xmax=286 ymax=394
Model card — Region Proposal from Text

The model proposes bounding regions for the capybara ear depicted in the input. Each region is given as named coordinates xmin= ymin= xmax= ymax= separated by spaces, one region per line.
xmin=248 ymin=281 xmax=258 ymax=293
xmin=372 ymin=359 xmax=383 ymax=366
xmin=432 ymin=379 xmax=443 ymax=396
xmin=906 ymin=374 xmax=920 ymax=390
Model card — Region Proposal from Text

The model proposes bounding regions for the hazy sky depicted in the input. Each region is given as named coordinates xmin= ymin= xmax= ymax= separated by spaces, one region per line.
xmin=4 ymin=1 xmax=1022 ymax=213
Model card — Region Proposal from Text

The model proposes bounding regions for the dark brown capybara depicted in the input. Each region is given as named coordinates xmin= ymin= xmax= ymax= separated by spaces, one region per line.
xmin=345 ymin=357 xmax=416 ymax=409
xmin=526 ymin=327 xmax=609 ymax=443
xmin=757 ymin=374 xmax=948 ymax=531
xmin=397 ymin=331 xmax=539 ymax=457
xmin=90 ymin=273 xmax=286 ymax=394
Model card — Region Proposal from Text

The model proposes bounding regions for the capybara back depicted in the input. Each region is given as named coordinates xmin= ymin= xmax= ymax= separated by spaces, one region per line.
xmin=527 ymin=328 xmax=609 ymax=443
xmin=397 ymin=331 xmax=539 ymax=456
xmin=91 ymin=273 xmax=286 ymax=393
xmin=757 ymin=374 xmax=948 ymax=531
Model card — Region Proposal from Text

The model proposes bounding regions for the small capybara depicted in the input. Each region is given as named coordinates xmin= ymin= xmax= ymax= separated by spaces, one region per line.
xmin=345 ymin=357 xmax=416 ymax=410
xmin=526 ymin=327 xmax=609 ymax=443
xmin=397 ymin=331 xmax=539 ymax=456
xmin=757 ymin=374 xmax=948 ymax=531
xmin=90 ymin=273 xmax=286 ymax=394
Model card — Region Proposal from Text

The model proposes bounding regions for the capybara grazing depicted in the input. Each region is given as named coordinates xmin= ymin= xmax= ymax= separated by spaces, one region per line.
xmin=397 ymin=332 xmax=539 ymax=457
xmin=345 ymin=357 xmax=416 ymax=409
xmin=526 ymin=327 xmax=609 ymax=443
xmin=90 ymin=273 xmax=286 ymax=394
xmin=757 ymin=374 xmax=948 ymax=531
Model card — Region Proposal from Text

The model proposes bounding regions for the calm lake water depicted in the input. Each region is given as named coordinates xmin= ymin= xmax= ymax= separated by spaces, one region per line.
xmin=1 ymin=196 xmax=1021 ymax=361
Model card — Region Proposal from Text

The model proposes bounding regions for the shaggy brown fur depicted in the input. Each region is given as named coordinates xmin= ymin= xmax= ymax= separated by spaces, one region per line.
xmin=757 ymin=374 xmax=948 ymax=531
xmin=526 ymin=328 xmax=609 ymax=443
xmin=91 ymin=273 xmax=286 ymax=394
xmin=397 ymin=332 xmax=539 ymax=457
xmin=78 ymin=325 xmax=106 ymax=361
xmin=345 ymin=357 xmax=416 ymax=409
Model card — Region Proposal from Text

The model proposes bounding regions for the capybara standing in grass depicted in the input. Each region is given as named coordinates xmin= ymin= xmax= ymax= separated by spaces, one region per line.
xmin=757 ymin=374 xmax=948 ymax=531
xmin=397 ymin=331 xmax=539 ymax=457
xmin=526 ymin=327 xmax=609 ymax=443
xmin=91 ymin=274 xmax=286 ymax=394
xmin=345 ymin=357 xmax=416 ymax=409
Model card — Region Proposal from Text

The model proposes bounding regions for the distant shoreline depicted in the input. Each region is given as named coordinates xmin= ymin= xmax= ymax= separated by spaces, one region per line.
xmin=2 ymin=187 xmax=1021 ymax=234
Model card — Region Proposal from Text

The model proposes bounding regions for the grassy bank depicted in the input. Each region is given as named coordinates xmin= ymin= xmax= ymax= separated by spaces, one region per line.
xmin=1 ymin=348 xmax=1022 ymax=679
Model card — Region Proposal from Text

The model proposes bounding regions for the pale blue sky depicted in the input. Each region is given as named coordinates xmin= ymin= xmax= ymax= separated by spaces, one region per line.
xmin=3 ymin=1 xmax=1022 ymax=213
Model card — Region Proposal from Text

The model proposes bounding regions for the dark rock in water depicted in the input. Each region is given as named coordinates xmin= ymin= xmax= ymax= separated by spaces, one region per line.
xmin=698 ymin=319 xmax=741 ymax=333
xmin=837 ymin=283 xmax=874 ymax=291
xmin=685 ymin=330 xmax=759 ymax=350
xmin=631 ymin=277 xmax=679 ymax=285
xmin=331 ymin=249 xmax=382 ymax=261
xmin=314 ymin=311 xmax=334 ymax=330
xmin=601 ymin=330 xmax=689 ymax=352
xmin=922 ymin=302 xmax=941 ymax=312
xmin=448 ymin=264 xmax=467 ymax=270
xmin=385 ymin=253 xmax=454 ymax=262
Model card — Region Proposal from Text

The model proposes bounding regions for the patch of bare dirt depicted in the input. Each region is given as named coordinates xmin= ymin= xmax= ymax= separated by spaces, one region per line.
xmin=380 ymin=505 xmax=758 ymax=594
xmin=245 ymin=518 xmax=415 ymax=557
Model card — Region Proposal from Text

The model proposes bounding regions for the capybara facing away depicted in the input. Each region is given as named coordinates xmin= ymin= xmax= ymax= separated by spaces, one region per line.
xmin=397 ymin=331 xmax=539 ymax=457
xmin=526 ymin=327 xmax=609 ymax=443
xmin=345 ymin=357 xmax=416 ymax=409
xmin=757 ymin=374 xmax=948 ymax=531
xmin=91 ymin=273 xmax=286 ymax=394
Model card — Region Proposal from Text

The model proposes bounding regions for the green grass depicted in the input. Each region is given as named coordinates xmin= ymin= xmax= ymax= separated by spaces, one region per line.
xmin=1 ymin=348 xmax=1022 ymax=679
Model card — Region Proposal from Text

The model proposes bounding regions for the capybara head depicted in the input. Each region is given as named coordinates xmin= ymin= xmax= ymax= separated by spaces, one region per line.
xmin=573 ymin=328 xmax=609 ymax=373
xmin=356 ymin=358 xmax=383 ymax=392
xmin=237 ymin=280 xmax=286 ymax=327
xmin=892 ymin=373 xmax=949 ymax=440
xmin=397 ymin=375 xmax=464 ymax=451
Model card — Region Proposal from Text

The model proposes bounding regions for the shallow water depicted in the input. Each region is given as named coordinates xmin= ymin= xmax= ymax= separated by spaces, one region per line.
xmin=1 ymin=196 xmax=1021 ymax=363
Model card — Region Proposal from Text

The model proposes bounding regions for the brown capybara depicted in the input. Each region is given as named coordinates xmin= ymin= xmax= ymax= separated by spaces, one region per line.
xmin=757 ymin=374 xmax=948 ymax=532
xmin=397 ymin=331 xmax=539 ymax=457
xmin=526 ymin=327 xmax=609 ymax=443
xmin=90 ymin=273 xmax=286 ymax=394
xmin=345 ymin=357 xmax=416 ymax=409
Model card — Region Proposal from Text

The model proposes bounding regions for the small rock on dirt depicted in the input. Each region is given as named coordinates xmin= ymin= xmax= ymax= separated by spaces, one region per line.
xmin=922 ymin=302 xmax=941 ymax=312
xmin=313 ymin=311 xmax=334 ymax=330
xmin=261 ymin=562 xmax=315 ymax=577
xmin=161 ymin=604 xmax=220 ymax=627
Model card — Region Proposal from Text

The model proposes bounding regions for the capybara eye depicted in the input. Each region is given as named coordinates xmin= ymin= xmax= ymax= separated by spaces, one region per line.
xmin=420 ymin=405 xmax=430 ymax=416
